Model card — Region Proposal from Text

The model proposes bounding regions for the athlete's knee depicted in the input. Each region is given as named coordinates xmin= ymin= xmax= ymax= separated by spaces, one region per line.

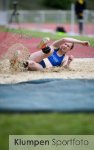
xmin=42 ymin=46 xmax=51 ymax=54
xmin=27 ymin=60 xmax=36 ymax=67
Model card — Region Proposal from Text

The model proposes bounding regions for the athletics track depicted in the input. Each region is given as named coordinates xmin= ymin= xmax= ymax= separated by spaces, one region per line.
xmin=0 ymin=32 xmax=94 ymax=58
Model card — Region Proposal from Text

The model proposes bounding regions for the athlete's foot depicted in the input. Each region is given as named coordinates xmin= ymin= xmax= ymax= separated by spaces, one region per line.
xmin=37 ymin=37 xmax=50 ymax=49
xmin=22 ymin=61 xmax=28 ymax=68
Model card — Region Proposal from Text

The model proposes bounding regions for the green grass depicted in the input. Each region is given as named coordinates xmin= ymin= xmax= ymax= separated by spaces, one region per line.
xmin=0 ymin=113 xmax=94 ymax=150
xmin=0 ymin=28 xmax=94 ymax=150
xmin=0 ymin=26 xmax=94 ymax=47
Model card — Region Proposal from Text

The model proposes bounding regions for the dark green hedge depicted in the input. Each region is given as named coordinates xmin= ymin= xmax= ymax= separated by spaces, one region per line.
xmin=44 ymin=0 xmax=72 ymax=9
xmin=9 ymin=0 xmax=94 ymax=10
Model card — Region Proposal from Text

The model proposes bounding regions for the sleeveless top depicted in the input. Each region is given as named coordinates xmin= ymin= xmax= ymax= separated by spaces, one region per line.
xmin=48 ymin=49 xmax=65 ymax=66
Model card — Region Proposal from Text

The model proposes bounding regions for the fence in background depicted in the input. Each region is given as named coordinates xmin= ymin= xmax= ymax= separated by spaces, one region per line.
xmin=0 ymin=9 xmax=94 ymax=35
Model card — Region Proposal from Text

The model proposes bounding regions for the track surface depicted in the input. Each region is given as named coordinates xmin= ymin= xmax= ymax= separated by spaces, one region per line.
xmin=0 ymin=32 xmax=94 ymax=58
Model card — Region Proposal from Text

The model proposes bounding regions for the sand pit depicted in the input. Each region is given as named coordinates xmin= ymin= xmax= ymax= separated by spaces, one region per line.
xmin=0 ymin=58 xmax=94 ymax=84
xmin=0 ymin=34 xmax=94 ymax=84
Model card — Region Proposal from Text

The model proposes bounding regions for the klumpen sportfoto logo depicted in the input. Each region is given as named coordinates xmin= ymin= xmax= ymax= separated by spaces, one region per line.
xmin=9 ymin=135 xmax=94 ymax=150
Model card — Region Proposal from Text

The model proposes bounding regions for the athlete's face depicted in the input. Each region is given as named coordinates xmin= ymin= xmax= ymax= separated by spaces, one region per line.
xmin=60 ymin=42 xmax=73 ymax=53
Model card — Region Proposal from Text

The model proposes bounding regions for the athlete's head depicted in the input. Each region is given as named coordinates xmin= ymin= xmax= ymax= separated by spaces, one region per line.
xmin=60 ymin=42 xmax=74 ymax=53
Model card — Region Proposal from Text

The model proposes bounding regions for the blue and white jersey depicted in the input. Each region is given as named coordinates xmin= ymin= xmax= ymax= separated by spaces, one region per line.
xmin=48 ymin=49 xmax=65 ymax=66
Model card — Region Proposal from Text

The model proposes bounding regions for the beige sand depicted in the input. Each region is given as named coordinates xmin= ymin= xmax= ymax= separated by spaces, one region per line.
xmin=0 ymin=58 xmax=94 ymax=84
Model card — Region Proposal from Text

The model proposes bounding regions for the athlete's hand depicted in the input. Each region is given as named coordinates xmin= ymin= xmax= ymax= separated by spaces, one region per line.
xmin=68 ymin=55 xmax=74 ymax=61
xmin=82 ymin=41 xmax=90 ymax=46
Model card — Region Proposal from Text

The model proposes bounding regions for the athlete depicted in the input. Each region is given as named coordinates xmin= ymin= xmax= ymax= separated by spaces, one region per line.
xmin=23 ymin=37 xmax=90 ymax=71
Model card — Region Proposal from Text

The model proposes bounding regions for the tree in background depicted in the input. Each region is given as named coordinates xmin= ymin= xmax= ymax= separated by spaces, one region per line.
xmin=9 ymin=0 xmax=94 ymax=10
xmin=44 ymin=0 xmax=72 ymax=9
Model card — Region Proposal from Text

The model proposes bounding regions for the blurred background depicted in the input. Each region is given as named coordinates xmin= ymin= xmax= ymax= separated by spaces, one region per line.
xmin=0 ymin=0 xmax=94 ymax=35
xmin=0 ymin=1 xmax=94 ymax=150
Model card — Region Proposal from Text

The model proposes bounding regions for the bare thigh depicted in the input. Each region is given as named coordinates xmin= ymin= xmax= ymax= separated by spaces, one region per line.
xmin=29 ymin=50 xmax=53 ymax=63
xmin=28 ymin=60 xmax=44 ymax=71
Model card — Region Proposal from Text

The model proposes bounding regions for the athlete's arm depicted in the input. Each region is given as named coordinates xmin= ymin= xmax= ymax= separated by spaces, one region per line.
xmin=52 ymin=37 xmax=90 ymax=48
xmin=61 ymin=55 xmax=74 ymax=68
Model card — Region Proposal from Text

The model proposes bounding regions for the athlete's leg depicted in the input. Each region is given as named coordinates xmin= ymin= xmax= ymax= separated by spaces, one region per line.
xmin=25 ymin=49 xmax=52 ymax=70
xmin=29 ymin=50 xmax=52 ymax=63
xmin=23 ymin=37 xmax=53 ymax=70
xmin=27 ymin=60 xmax=44 ymax=71
xmin=29 ymin=37 xmax=53 ymax=63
